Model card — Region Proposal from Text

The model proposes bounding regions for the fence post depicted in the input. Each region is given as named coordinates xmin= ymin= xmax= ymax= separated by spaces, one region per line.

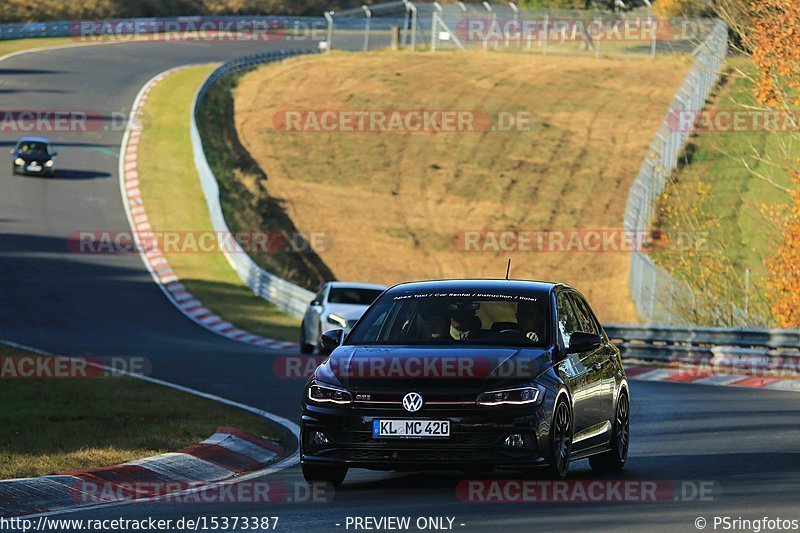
xmin=508 ymin=2 xmax=518 ymax=48
xmin=542 ymin=10 xmax=549 ymax=56
xmin=324 ymin=11 xmax=334 ymax=52
xmin=404 ymin=0 xmax=418 ymax=51
xmin=431 ymin=2 xmax=443 ymax=52
xmin=362 ymin=5 xmax=372 ymax=52
xmin=401 ymin=3 xmax=410 ymax=47
xmin=481 ymin=1 xmax=492 ymax=50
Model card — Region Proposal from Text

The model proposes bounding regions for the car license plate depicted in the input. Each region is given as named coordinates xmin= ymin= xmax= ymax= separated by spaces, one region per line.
xmin=27 ymin=164 xmax=41 ymax=172
xmin=372 ymin=419 xmax=450 ymax=438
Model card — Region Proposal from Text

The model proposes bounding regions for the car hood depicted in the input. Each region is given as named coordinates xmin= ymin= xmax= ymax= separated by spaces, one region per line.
xmin=15 ymin=154 xmax=51 ymax=163
xmin=315 ymin=345 xmax=553 ymax=393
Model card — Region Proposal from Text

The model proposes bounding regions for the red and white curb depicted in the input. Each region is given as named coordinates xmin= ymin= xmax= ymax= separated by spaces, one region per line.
xmin=627 ymin=366 xmax=800 ymax=393
xmin=118 ymin=67 xmax=296 ymax=351
xmin=0 ymin=428 xmax=284 ymax=517
xmin=0 ymin=339 xmax=301 ymax=520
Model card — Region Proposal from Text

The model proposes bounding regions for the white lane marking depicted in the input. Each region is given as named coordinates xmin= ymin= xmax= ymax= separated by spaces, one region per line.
xmin=0 ymin=338 xmax=301 ymax=519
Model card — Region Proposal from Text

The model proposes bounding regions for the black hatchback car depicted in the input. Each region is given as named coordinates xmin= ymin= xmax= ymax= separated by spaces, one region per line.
xmin=301 ymin=279 xmax=630 ymax=486
xmin=11 ymin=137 xmax=57 ymax=177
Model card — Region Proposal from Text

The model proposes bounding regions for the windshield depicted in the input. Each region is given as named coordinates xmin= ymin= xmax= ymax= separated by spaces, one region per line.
xmin=346 ymin=290 xmax=550 ymax=347
xmin=328 ymin=287 xmax=383 ymax=305
xmin=17 ymin=142 xmax=51 ymax=156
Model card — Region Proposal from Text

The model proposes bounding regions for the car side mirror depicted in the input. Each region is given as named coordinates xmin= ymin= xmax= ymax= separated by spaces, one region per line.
xmin=320 ymin=329 xmax=344 ymax=355
xmin=310 ymin=299 xmax=322 ymax=306
xmin=9 ymin=149 xmax=14 ymax=154
xmin=52 ymin=151 xmax=58 ymax=156
xmin=566 ymin=332 xmax=602 ymax=354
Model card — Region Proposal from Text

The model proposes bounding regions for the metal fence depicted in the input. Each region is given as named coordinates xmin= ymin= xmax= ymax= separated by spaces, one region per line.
xmin=624 ymin=20 xmax=730 ymax=326
xmin=325 ymin=1 xmax=714 ymax=57
xmin=192 ymin=50 xmax=317 ymax=318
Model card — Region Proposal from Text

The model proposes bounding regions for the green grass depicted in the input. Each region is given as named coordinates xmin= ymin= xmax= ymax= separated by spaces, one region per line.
xmin=136 ymin=65 xmax=300 ymax=342
xmin=0 ymin=37 xmax=76 ymax=57
xmin=651 ymin=56 xmax=799 ymax=325
xmin=0 ymin=343 xmax=275 ymax=479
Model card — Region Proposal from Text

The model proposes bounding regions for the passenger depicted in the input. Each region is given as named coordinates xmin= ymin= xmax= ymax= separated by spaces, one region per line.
xmin=423 ymin=315 xmax=448 ymax=340
xmin=516 ymin=301 xmax=546 ymax=342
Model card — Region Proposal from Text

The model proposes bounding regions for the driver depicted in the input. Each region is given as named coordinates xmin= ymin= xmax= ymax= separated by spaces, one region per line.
xmin=516 ymin=300 xmax=545 ymax=342
xmin=449 ymin=304 xmax=480 ymax=341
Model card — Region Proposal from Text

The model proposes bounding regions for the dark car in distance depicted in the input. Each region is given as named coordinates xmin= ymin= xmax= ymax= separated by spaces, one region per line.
xmin=300 ymin=279 xmax=630 ymax=486
xmin=11 ymin=137 xmax=57 ymax=177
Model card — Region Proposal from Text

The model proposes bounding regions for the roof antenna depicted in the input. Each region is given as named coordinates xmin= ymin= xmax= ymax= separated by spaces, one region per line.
xmin=505 ymin=258 xmax=511 ymax=280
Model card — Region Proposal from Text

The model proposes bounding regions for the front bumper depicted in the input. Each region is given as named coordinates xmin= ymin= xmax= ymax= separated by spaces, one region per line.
xmin=301 ymin=402 xmax=553 ymax=471
xmin=15 ymin=163 xmax=54 ymax=176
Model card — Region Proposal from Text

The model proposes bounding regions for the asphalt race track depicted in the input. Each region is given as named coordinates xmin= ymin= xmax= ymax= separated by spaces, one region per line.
xmin=1 ymin=39 xmax=798 ymax=532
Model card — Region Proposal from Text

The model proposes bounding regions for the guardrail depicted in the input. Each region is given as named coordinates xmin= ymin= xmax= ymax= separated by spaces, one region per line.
xmin=606 ymin=324 xmax=800 ymax=373
xmin=191 ymin=50 xmax=317 ymax=318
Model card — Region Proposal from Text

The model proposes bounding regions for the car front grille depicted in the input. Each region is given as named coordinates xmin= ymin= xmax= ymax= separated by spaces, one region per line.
xmin=347 ymin=449 xmax=489 ymax=462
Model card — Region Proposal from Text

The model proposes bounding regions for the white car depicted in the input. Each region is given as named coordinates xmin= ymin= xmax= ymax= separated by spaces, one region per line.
xmin=300 ymin=281 xmax=387 ymax=354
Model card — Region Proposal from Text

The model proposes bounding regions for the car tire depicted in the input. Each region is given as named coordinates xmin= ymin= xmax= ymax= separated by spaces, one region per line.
xmin=548 ymin=397 xmax=572 ymax=480
xmin=301 ymin=463 xmax=347 ymax=487
xmin=589 ymin=391 xmax=629 ymax=471
xmin=299 ymin=321 xmax=315 ymax=354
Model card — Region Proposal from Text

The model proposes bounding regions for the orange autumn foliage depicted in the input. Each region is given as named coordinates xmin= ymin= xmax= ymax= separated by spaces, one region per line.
xmin=765 ymin=171 xmax=800 ymax=328
xmin=752 ymin=0 xmax=800 ymax=327
xmin=750 ymin=0 xmax=800 ymax=106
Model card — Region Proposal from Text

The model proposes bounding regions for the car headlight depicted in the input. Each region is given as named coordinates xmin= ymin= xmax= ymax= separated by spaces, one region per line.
xmin=44 ymin=160 xmax=54 ymax=168
xmin=307 ymin=381 xmax=353 ymax=404
xmin=327 ymin=313 xmax=348 ymax=329
xmin=14 ymin=158 xmax=24 ymax=166
xmin=477 ymin=386 xmax=541 ymax=406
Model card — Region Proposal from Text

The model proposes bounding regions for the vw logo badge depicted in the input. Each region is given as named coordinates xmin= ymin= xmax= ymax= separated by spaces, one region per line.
xmin=402 ymin=392 xmax=423 ymax=413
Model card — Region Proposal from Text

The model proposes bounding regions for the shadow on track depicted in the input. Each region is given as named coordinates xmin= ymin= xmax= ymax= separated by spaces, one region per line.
xmin=0 ymin=68 xmax=64 ymax=75
xmin=50 ymin=169 xmax=111 ymax=180
xmin=0 ymin=88 xmax=72 ymax=95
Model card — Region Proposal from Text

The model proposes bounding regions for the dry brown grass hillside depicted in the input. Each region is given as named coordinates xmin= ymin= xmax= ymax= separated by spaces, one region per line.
xmin=233 ymin=51 xmax=691 ymax=324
